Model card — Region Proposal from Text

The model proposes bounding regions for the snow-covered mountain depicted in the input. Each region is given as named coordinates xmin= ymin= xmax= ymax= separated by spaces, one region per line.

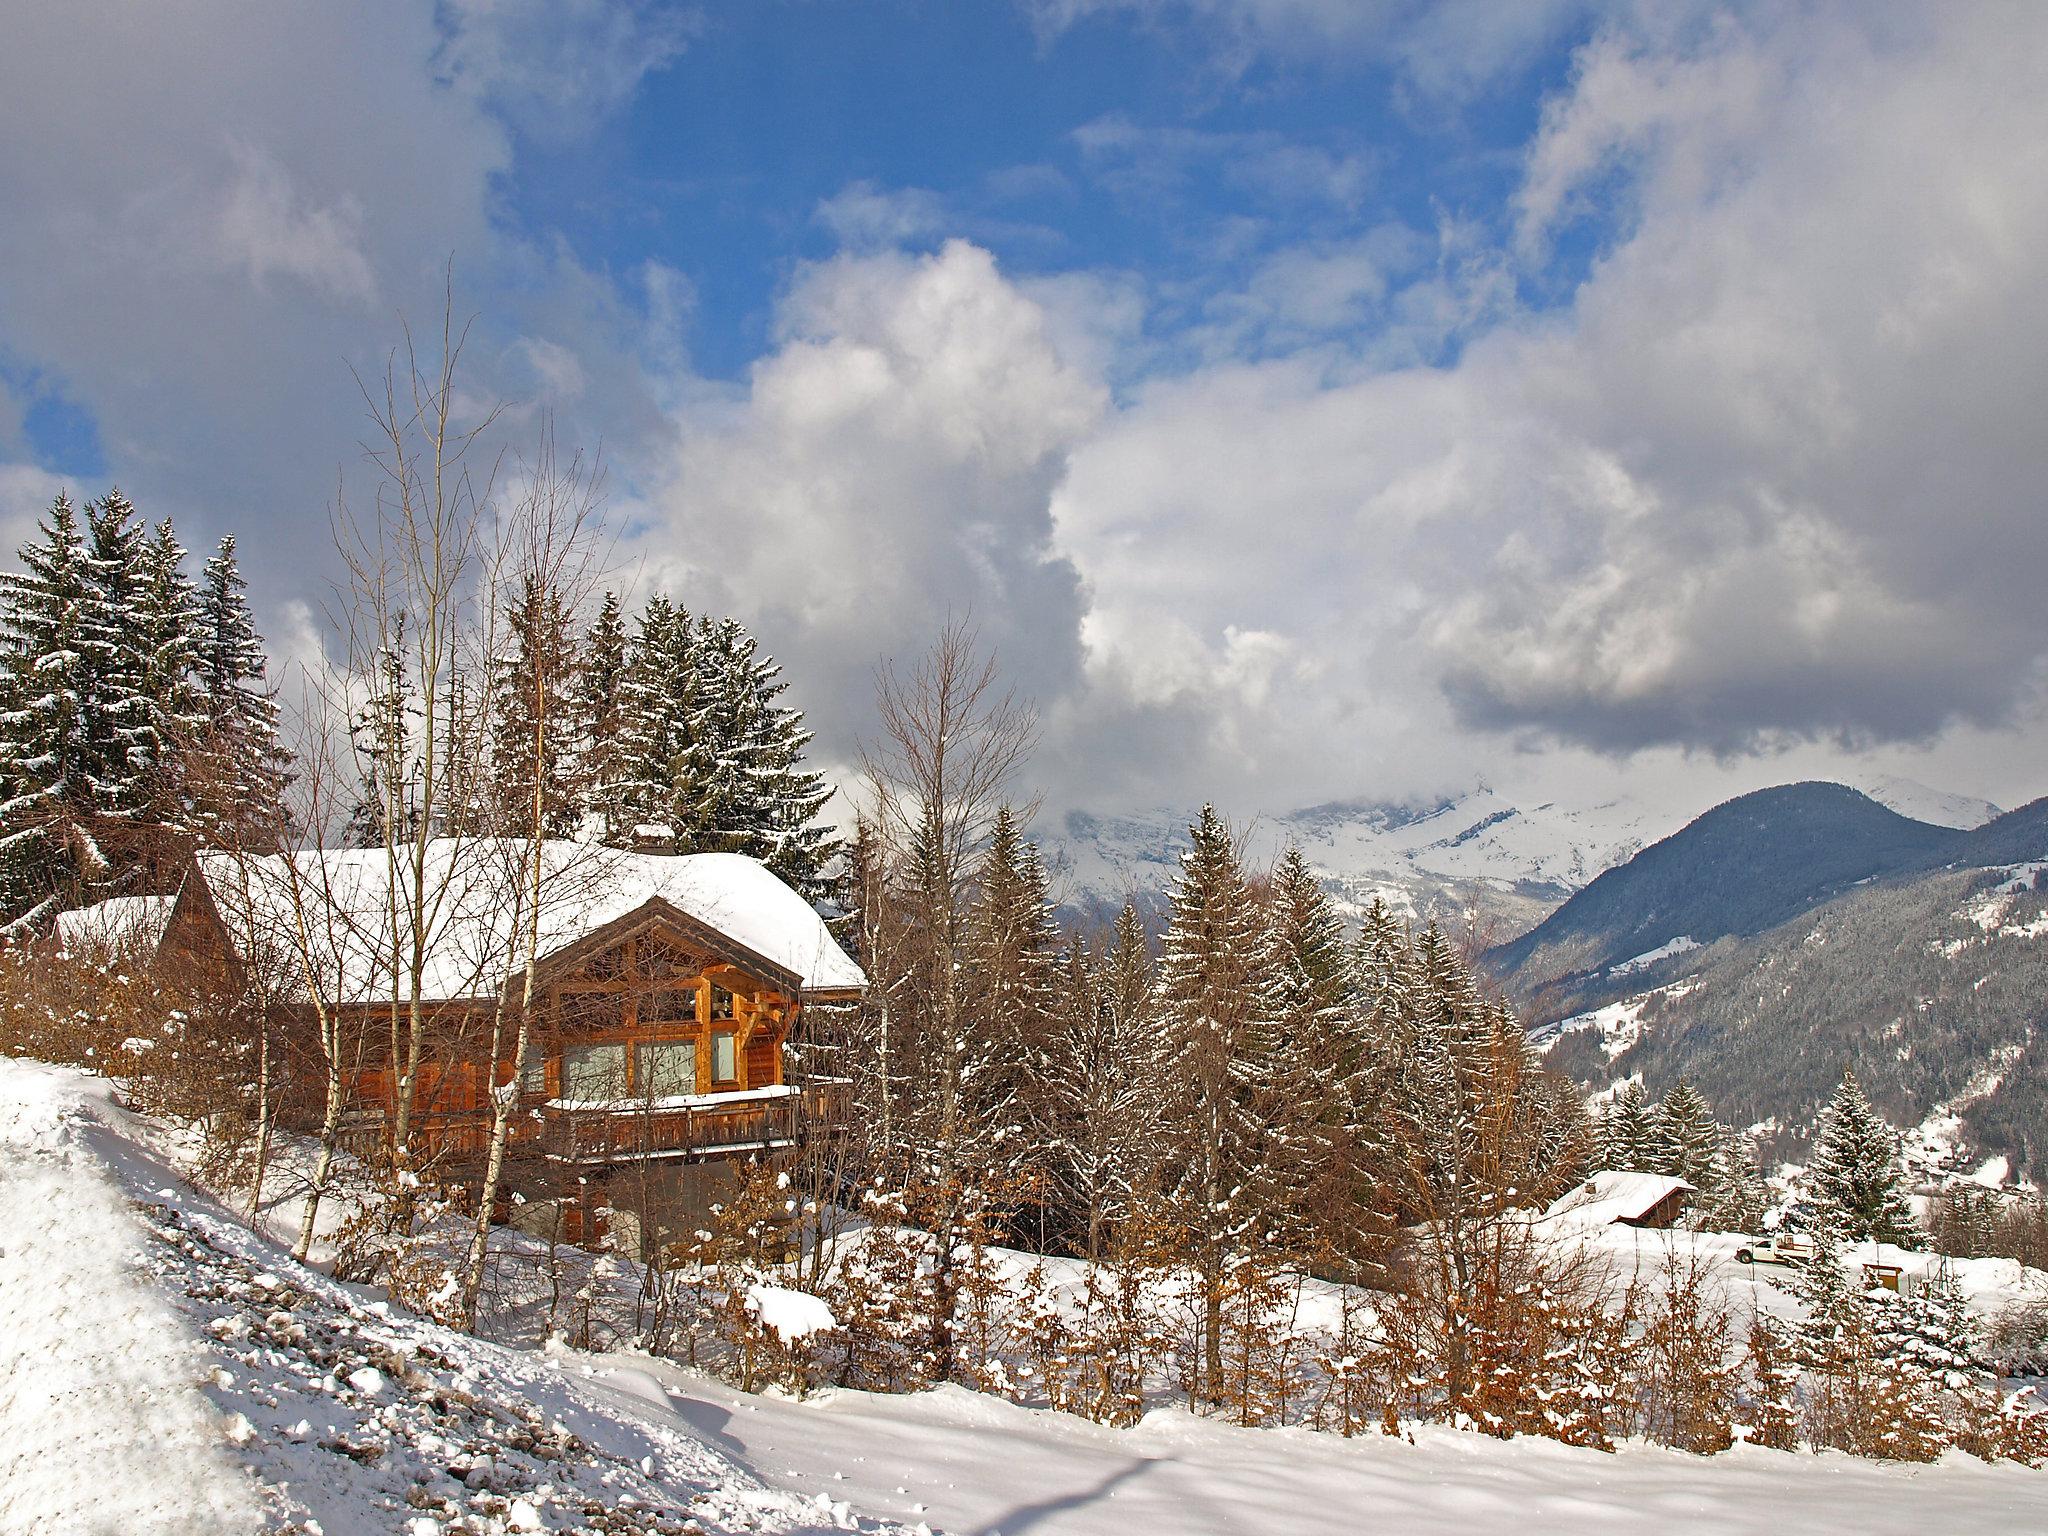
xmin=1039 ymin=786 xmax=1664 ymax=939
xmin=1038 ymin=775 xmax=2002 ymax=941
xmin=1854 ymin=773 xmax=2002 ymax=830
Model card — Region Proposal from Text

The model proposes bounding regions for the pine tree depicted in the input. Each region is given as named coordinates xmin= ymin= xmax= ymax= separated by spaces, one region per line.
xmin=614 ymin=595 xmax=710 ymax=840
xmin=1802 ymin=1070 xmax=1920 ymax=1245
xmin=1701 ymin=1132 xmax=1769 ymax=1234
xmin=1153 ymin=805 xmax=1284 ymax=1404
xmin=964 ymin=806 xmax=1061 ymax=1231
xmin=1598 ymin=1082 xmax=1654 ymax=1170
xmin=572 ymin=591 xmax=629 ymax=837
xmin=131 ymin=518 xmax=206 ymax=843
xmin=82 ymin=493 xmax=161 ymax=830
xmin=190 ymin=535 xmax=286 ymax=846
xmin=345 ymin=621 xmax=420 ymax=848
xmin=0 ymin=493 xmax=110 ymax=926
xmin=1650 ymin=1079 xmax=1723 ymax=1188
xmin=1263 ymin=846 xmax=1363 ymax=1268
xmin=1877 ymin=1265 xmax=1983 ymax=1390
xmin=490 ymin=572 xmax=580 ymax=837
xmin=1043 ymin=906 xmax=1158 ymax=1260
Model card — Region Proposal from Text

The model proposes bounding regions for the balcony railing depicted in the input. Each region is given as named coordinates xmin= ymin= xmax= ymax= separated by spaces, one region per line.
xmin=539 ymin=1077 xmax=850 ymax=1164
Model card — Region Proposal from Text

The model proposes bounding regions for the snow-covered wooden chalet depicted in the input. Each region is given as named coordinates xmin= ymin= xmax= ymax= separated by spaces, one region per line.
xmin=58 ymin=840 xmax=864 ymax=1249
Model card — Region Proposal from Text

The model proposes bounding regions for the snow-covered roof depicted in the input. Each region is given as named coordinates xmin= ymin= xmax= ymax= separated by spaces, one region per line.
xmin=195 ymin=841 xmax=864 ymax=1004
xmin=50 ymin=894 xmax=177 ymax=958
xmin=1541 ymin=1170 xmax=1694 ymax=1227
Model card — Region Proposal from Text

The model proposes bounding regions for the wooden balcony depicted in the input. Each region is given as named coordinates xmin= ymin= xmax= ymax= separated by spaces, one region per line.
xmin=539 ymin=1077 xmax=850 ymax=1165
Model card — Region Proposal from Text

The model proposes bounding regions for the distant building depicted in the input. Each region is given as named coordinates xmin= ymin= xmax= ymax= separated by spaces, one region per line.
xmin=1542 ymin=1170 xmax=1695 ymax=1230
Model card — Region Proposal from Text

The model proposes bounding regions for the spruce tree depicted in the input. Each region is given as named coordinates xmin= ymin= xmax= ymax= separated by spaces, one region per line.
xmin=1650 ymin=1079 xmax=1723 ymax=1188
xmin=965 ymin=806 xmax=1061 ymax=1222
xmin=1803 ymin=1070 xmax=1920 ymax=1245
xmin=572 ymin=590 xmax=629 ymax=837
xmin=1599 ymin=1082 xmax=1654 ymax=1170
xmin=614 ymin=594 xmax=710 ymax=840
xmin=490 ymin=573 xmax=580 ymax=837
xmin=0 ymin=493 xmax=110 ymax=925
xmin=191 ymin=535 xmax=286 ymax=846
xmin=1154 ymin=805 xmax=1284 ymax=1402
xmin=82 ymin=490 xmax=155 ymax=838
xmin=1264 ymin=846 xmax=1360 ymax=1266
xmin=131 ymin=518 xmax=205 ymax=841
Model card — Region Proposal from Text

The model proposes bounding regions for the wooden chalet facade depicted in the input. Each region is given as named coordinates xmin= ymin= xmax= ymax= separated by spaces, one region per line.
xmin=57 ymin=842 xmax=864 ymax=1253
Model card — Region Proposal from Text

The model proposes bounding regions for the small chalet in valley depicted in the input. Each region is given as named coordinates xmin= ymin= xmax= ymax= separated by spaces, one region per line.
xmin=1540 ymin=1170 xmax=1695 ymax=1231
xmin=58 ymin=840 xmax=863 ymax=1253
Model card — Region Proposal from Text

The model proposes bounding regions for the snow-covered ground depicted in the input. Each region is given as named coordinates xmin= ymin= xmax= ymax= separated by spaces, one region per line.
xmin=4 ymin=1056 xmax=2046 ymax=1536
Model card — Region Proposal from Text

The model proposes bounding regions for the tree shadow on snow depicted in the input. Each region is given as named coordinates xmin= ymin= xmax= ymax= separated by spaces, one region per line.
xmin=974 ymin=1456 xmax=1155 ymax=1536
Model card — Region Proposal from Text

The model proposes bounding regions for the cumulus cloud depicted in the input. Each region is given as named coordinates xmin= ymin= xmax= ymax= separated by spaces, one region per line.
xmin=0 ymin=0 xmax=682 ymax=645
xmin=1045 ymin=3 xmax=2048 ymax=809
xmin=634 ymin=240 xmax=1105 ymax=768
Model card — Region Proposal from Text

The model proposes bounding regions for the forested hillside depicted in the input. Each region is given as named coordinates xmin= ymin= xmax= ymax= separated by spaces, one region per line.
xmin=1540 ymin=860 xmax=2048 ymax=1180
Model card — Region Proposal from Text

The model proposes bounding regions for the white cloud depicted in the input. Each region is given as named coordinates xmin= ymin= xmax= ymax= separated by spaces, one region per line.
xmin=1039 ymin=3 xmax=2048 ymax=810
xmin=434 ymin=0 xmax=697 ymax=143
xmin=633 ymin=240 xmax=1105 ymax=757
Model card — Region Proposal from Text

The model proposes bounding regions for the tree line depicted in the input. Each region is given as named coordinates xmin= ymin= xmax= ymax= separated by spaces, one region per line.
xmin=0 ymin=492 xmax=284 ymax=933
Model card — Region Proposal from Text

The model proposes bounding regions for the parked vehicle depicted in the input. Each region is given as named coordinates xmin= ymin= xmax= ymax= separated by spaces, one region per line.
xmin=1735 ymin=1233 xmax=1814 ymax=1266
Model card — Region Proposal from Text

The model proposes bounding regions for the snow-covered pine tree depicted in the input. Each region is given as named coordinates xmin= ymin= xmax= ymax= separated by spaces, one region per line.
xmin=130 ymin=518 xmax=206 ymax=847
xmin=81 ymin=491 xmax=155 ymax=847
xmin=0 ymin=493 xmax=115 ymax=927
xmin=344 ymin=621 xmax=420 ymax=848
xmin=1701 ymin=1131 xmax=1769 ymax=1233
xmin=1876 ymin=1264 xmax=1983 ymax=1391
xmin=688 ymin=614 xmax=837 ymax=895
xmin=613 ymin=594 xmax=712 ymax=841
xmin=1649 ymin=1078 xmax=1723 ymax=1188
xmin=964 ymin=806 xmax=1062 ymax=1238
xmin=1801 ymin=1069 xmax=1920 ymax=1245
xmin=190 ymin=535 xmax=287 ymax=847
xmin=571 ymin=590 xmax=629 ymax=838
xmin=1152 ymin=805 xmax=1284 ymax=1405
xmin=1042 ymin=915 xmax=1158 ymax=1260
xmin=1263 ymin=846 xmax=1364 ymax=1269
xmin=489 ymin=572 xmax=580 ymax=837
xmin=1598 ymin=1081 xmax=1654 ymax=1170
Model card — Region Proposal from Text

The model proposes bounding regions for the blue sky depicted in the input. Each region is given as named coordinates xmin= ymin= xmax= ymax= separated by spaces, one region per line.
xmin=501 ymin=1 xmax=1572 ymax=380
xmin=3 ymin=2 xmax=2046 ymax=823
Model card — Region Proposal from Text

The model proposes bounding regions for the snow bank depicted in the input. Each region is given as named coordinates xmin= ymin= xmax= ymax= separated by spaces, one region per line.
xmin=0 ymin=1058 xmax=262 ymax=1535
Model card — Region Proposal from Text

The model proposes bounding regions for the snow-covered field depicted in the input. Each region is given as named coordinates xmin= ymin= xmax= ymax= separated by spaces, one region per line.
xmin=4 ymin=1057 xmax=2046 ymax=1536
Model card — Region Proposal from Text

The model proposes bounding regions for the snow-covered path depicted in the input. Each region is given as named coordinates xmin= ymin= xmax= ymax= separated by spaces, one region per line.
xmin=590 ymin=1360 xmax=2048 ymax=1536
xmin=0 ymin=1060 xmax=906 ymax=1536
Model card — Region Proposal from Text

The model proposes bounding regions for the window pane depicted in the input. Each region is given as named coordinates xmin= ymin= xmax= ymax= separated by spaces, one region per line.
xmin=561 ymin=1043 xmax=626 ymax=1101
xmin=642 ymin=987 xmax=695 ymax=1026
xmin=635 ymin=1041 xmax=697 ymax=1100
xmin=711 ymin=1032 xmax=737 ymax=1084
xmin=710 ymin=985 xmax=735 ymax=1020
xmin=520 ymin=1053 xmax=547 ymax=1098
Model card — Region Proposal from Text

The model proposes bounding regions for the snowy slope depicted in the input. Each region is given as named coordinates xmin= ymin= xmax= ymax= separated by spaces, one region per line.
xmin=0 ymin=1059 xmax=904 ymax=1536
xmin=1041 ymin=786 xmax=1663 ymax=937
xmin=8 ymin=1058 xmax=2046 ymax=1536
xmin=1854 ymin=774 xmax=2003 ymax=831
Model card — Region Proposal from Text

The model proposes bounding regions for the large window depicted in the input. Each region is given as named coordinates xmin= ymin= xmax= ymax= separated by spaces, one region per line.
xmin=560 ymin=1043 xmax=627 ymax=1101
xmin=635 ymin=1040 xmax=697 ymax=1100
xmin=710 ymin=1031 xmax=738 ymax=1085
